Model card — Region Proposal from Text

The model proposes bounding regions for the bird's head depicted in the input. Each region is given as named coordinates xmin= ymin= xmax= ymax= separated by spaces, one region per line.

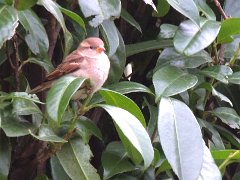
xmin=79 ymin=37 xmax=106 ymax=54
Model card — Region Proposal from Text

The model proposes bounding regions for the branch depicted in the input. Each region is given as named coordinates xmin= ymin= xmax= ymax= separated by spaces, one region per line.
xmin=213 ymin=0 xmax=228 ymax=20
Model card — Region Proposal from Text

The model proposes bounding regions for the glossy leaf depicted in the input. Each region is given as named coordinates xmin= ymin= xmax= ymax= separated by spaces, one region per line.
xmin=121 ymin=8 xmax=142 ymax=33
xmin=90 ymin=81 xmax=154 ymax=105
xmin=78 ymin=0 xmax=121 ymax=27
xmin=57 ymin=139 xmax=100 ymax=180
xmin=217 ymin=18 xmax=240 ymax=44
xmin=51 ymin=156 xmax=71 ymax=180
xmin=166 ymin=0 xmax=200 ymax=26
xmin=107 ymin=30 xmax=126 ymax=83
xmin=194 ymin=0 xmax=216 ymax=20
xmin=30 ymin=125 xmax=67 ymax=143
xmin=228 ymin=72 xmax=240 ymax=84
xmin=200 ymin=65 xmax=233 ymax=84
xmin=153 ymin=65 xmax=198 ymax=102
xmin=76 ymin=117 xmax=102 ymax=143
xmin=15 ymin=0 xmax=37 ymax=10
xmin=154 ymin=48 xmax=212 ymax=70
xmin=100 ymin=20 xmax=119 ymax=56
xmin=153 ymin=0 xmax=170 ymax=17
xmin=158 ymin=97 xmax=203 ymax=180
xmin=99 ymin=89 xmax=146 ymax=127
xmin=102 ymin=142 xmax=135 ymax=179
xmin=39 ymin=0 xmax=73 ymax=55
xmin=158 ymin=24 xmax=178 ymax=39
xmin=99 ymin=105 xmax=154 ymax=169
xmin=174 ymin=18 xmax=220 ymax=55
xmin=198 ymin=142 xmax=221 ymax=180
xmin=143 ymin=0 xmax=157 ymax=11
xmin=212 ymin=87 xmax=233 ymax=107
xmin=211 ymin=107 xmax=240 ymax=129
xmin=60 ymin=7 xmax=86 ymax=32
xmin=198 ymin=119 xmax=225 ymax=150
xmin=12 ymin=98 xmax=41 ymax=115
xmin=0 ymin=133 xmax=11 ymax=179
xmin=1 ymin=116 xmax=36 ymax=137
xmin=28 ymin=57 xmax=54 ymax=73
xmin=46 ymin=76 xmax=86 ymax=122
xmin=9 ymin=92 xmax=43 ymax=104
xmin=0 ymin=5 xmax=18 ymax=48
xmin=215 ymin=125 xmax=240 ymax=149
xmin=126 ymin=39 xmax=173 ymax=57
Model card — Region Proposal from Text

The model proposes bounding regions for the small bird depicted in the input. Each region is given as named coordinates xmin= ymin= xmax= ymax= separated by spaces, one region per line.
xmin=30 ymin=37 xmax=110 ymax=100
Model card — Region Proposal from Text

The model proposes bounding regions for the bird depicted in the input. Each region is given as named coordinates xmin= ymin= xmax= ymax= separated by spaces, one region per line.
xmin=29 ymin=37 xmax=110 ymax=100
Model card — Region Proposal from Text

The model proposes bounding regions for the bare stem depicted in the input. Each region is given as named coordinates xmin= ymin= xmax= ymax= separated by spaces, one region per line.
xmin=213 ymin=0 xmax=228 ymax=20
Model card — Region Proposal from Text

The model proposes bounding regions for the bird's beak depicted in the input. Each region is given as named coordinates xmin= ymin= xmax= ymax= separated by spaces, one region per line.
xmin=96 ymin=45 xmax=105 ymax=53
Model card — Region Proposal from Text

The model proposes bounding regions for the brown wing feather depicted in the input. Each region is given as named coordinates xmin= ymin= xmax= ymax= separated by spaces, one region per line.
xmin=46 ymin=51 xmax=85 ymax=80
xmin=29 ymin=50 xmax=85 ymax=93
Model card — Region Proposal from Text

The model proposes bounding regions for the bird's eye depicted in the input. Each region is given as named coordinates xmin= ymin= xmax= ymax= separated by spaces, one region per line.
xmin=90 ymin=46 xmax=96 ymax=49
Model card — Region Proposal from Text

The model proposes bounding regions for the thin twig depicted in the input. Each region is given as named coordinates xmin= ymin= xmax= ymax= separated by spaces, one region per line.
xmin=13 ymin=35 xmax=20 ymax=91
xmin=213 ymin=0 xmax=228 ymax=20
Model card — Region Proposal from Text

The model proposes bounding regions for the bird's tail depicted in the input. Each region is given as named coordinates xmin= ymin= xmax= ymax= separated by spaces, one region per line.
xmin=28 ymin=81 xmax=53 ymax=94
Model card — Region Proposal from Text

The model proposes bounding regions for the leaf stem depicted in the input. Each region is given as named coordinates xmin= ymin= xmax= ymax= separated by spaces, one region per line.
xmin=219 ymin=150 xmax=240 ymax=171
xmin=229 ymin=43 xmax=240 ymax=66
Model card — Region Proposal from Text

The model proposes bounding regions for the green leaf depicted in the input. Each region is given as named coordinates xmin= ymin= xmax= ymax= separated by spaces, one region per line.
xmin=76 ymin=117 xmax=102 ymax=143
xmin=30 ymin=124 xmax=67 ymax=143
xmin=200 ymin=65 xmax=233 ymax=84
xmin=158 ymin=97 xmax=203 ymax=180
xmin=0 ymin=5 xmax=18 ymax=48
xmin=99 ymin=105 xmax=154 ymax=169
xmin=90 ymin=81 xmax=153 ymax=105
xmin=60 ymin=7 xmax=86 ymax=32
xmin=215 ymin=125 xmax=240 ymax=148
xmin=194 ymin=0 xmax=216 ymax=20
xmin=121 ymin=8 xmax=142 ymax=33
xmin=211 ymin=107 xmax=240 ymax=129
xmin=107 ymin=30 xmax=126 ymax=83
xmin=99 ymin=89 xmax=146 ymax=127
xmin=102 ymin=142 xmax=135 ymax=179
xmin=28 ymin=57 xmax=54 ymax=73
xmin=78 ymin=0 xmax=121 ymax=27
xmin=0 ymin=133 xmax=11 ymax=179
xmin=154 ymin=48 xmax=212 ymax=70
xmin=153 ymin=66 xmax=198 ymax=102
xmin=228 ymin=71 xmax=240 ymax=84
xmin=15 ymin=0 xmax=37 ymax=10
xmin=18 ymin=9 xmax=49 ymax=56
xmin=46 ymin=76 xmax=86 ymax=123
xmin=198 ymin=119 xmax=225 ymax=150
xmin=39 ymin=0 xmax=73 ymax=55
xmin=1 ymin=116 xmax=36 ymax=137
xmin=100 ymin=20 xmax=119 ymax=56
xmin=145 ymin=100 xmax=158 ymax=136
xmin=57 ymin=139 xmax=100 ymax=180
xmin=51 ymin=156 xmax=71 ymax=180
xmin=12 ymin=98 xmax=41 ymax=115
xmin=126 ymin=39 xmax=173 ymax=57
xmin=143 ymin=0 xmax=157 ymax=11
xmin=212 ymin=150 xmax=240 ymax=160
xmin=34 ymin=174 xmax=49 ymax=180
xmin=198 ymin=142 xmax=221 ymax=180
xmin=9 ymin=92 xmax=43 ymax=104
xmin=158 ymin=24 xmax=178 ymax=39
xmin=152 ymin=0 xmax=170 ymax=17
xmin=217 ymin=18 xmax=240 ymax=44
xmin=166 ymin=0 xmax=200 ymax=26
xmin=174 ymin=18 xmax=220 ymax=55
xmin=212 ymin=87 xmax=233 ymax=107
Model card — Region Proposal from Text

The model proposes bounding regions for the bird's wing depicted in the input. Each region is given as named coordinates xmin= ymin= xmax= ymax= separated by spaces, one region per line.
xmin=46 ymin=51 xmax=85 ymax=80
